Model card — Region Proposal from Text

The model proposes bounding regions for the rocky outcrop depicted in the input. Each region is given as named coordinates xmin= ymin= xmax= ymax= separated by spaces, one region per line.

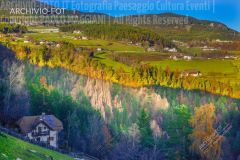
xmin=69 ymin=76 xmax=170 ymax=119
xmin=81 ymin=78 xmax=113 ymax=119
xmin=134 ymin=87 xmax=169 ymax=110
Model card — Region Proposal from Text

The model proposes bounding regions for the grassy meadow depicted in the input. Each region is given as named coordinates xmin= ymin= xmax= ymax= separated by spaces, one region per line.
xmin=0 ymin=133 xmax=73 ymax=160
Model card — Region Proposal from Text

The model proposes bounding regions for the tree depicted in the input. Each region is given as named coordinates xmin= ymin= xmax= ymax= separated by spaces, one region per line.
xmin=4 ymin=61 xmax=25 ymax=119
xmin=109 ymin=134 xmax=141 ymax=160
xmin=0 ymin=80 xmax=6 ymax=122
xmin=189 ymin=103 xmax=224 ymax=160
xmin=0 ymin=23 xmax=27 ymax=34
xmin=128 ymin=123 xmax=140 ymax=148
xmin=85 ymin=115 xmax=111 ymax=158
xmin=40 ymin=45 xmax=51 ymax=65
xmin=137 ymin=108 xmax=154 ymax=147
xmin=39 ymin=76 xmax=47 ymax=87
xmin=163 ymin=105 xmax=192 ymax=159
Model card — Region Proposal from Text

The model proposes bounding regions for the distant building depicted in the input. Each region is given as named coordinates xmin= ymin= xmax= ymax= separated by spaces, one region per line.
xmin=170 ymin=55 xmax=178 ymax=60
xmin=147 ymin=47 xmax=156 ymax=52
xmin=202 ymin=46 xmax=217 ymax=51
xmin=39 ymin=40 xmax=46 ymax=45
xmin=181 ymin=70 xmax=202 ymax=77
xmin=164 ymin=47 xmax=177 ymax=53
xmin=170 ymin=53 xmax=183 ymax=60
xmin=81 ymin=36 xmax=88 ymax=40
xmin=97 ymin=48 xmax=102 ymax=51
xmin=215 ymin=39 xmax=233 ymax=43
xmin=127 ymin=41 xmax=133 ymax=45
xmin=73 ymin=30 xmax=81 ymax=34
xmin=135 ymin=43 xmax=142 ymax=46
xmin=17 ymin=113 xmax=63 ymax=148
xmin=56 ymin=44 xmax=61 ymax=48
xmin=183 ymin=56 xmax=192 ymax=60
xmin=224 ymin=55 xmax=237 ymax=59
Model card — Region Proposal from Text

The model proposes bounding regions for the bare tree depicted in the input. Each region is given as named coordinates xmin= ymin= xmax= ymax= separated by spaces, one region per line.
xmin=3 ymin=60 xmax=26 ymax=120
xmin=86 ymin=115 xmax=111 ymax=158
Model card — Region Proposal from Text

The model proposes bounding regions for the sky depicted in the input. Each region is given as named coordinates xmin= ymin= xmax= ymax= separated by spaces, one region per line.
xmin=41 ymin=0 xmax=240 ymax=31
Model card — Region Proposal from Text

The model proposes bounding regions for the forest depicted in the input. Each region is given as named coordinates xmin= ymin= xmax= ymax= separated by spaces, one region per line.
xmin=59 ymin=24 xmax=175 ymax=50
xmin=0 ymin=23 xmax=27 ymax=34
xmin=0 ymin=22 xmax=240 ymax=160
xmin=0 ymin=56 xmax=240 ymax=159
xmin=7 ymin=41 xmax=237 ymax=98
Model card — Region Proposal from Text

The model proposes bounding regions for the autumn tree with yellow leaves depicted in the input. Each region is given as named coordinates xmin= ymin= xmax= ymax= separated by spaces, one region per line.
xmin=189 ymin=103 xmax=224 ymax=160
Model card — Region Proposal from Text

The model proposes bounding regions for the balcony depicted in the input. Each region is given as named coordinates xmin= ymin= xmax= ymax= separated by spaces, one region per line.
xmin=32 ymin=131 xmax=50 ymax=137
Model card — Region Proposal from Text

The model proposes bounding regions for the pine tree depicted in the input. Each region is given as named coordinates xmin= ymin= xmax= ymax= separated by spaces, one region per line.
xmin=137 ymin=108 xmax=154 ymax=147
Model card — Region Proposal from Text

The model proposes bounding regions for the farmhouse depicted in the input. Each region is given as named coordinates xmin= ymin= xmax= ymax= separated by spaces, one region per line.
xmin=97 ymin=48 xmax=103 ymax=51
xmin=164 ymin=47 xmax=177 ymax=53
xmin=170 ymin=53 xmax=183 ymax=60
xmin=81 ymin=36 xmax=88 ymax=40
xmin=215 ymin=39 xmax=233 ymax=43
xmin=73 ymin=30 xmax=82 ymax=34
xmin=17 ymin=113 xmax=63 ymax=148
xmin=181 ymin=70 xmax=202 ymax=77
xmin=202 ymin=46 xmax=217 ymax=51
xmin=147 ymin=47 xmax=156 ymax=52
xmin=39 ymin=40 xmax=46 ymax=45
xmin=183 ymin=55 xmax=192 ymax=60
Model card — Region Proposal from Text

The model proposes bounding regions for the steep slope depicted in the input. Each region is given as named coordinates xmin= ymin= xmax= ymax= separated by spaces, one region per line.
xmin=0 ymin=0 xmax=238 ymax=40
xmin=0 ymin=133 xmax=73 ymax=160
xmin=117 ymin=13 xmax=239 ymax=40
xmin=1 ymin=43 xmax=240 ymax=159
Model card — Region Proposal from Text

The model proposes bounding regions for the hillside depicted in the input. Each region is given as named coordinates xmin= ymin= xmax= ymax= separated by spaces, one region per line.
xmin=1 ymin=22 xmax=240 ymax=98
xmin=59 ymin=23 xmax=174 ymax=48
xmin=117 ymin=13 xmax=240 ymax=40
xmin=0 ymin=133 xmax=73 ymax=160
xmin=0 ymin=42 xmax=240 ymax=160
xmin=0 ymin=25 xmax=240 ymax=159
xmin=0 ymin=0 xmax=239 ymax=40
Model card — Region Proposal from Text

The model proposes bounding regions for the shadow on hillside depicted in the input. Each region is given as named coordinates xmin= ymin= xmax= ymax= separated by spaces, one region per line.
xmin=0 ymin=132 xmax=7 ymax=138
xmin=0 ymin=44 xmax=16 ymax=61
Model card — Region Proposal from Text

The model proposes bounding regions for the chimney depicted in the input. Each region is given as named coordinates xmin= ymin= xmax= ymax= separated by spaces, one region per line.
xmin=40 ymin=112 xmax=46 ymax=121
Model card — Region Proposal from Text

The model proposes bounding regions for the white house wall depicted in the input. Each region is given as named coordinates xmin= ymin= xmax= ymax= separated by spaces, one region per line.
xmin=26 ymin=122 xmax=58 ymax=148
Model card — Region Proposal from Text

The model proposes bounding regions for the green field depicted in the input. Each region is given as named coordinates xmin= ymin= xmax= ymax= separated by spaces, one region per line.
xmin=24 ymin=32 xmax=144 ymax=52
xmin=94 ymin=51 xmax=240 ymax=86
xmin=178 ymin=46 xmax=203 ymax=56
xmin=0 ymin=133 xmax=73 ymax=160
xmin=4 ymin=30 xmax=240 ymax=77
xmin=147 ymin=59 xmax=238 ymax=74
xmin=147 ymin=59 xmax=240 ymax=87
xmin=2 ymin=26 xmax=240 ymax=96
xmin=94 ymin=52 xmax=132 ymax=71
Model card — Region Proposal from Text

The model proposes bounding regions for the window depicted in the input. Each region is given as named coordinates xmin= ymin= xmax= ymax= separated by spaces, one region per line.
xmin=49 ymin=137 xmax=54 ymax=141
xmin=38 ymin=127 xmax=42 ymax=132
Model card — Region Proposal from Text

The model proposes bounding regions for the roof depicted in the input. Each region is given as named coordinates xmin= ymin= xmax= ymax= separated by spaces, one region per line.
xmin=17 ymin=114 xmax=63 ymax=134
xmin=182 ymin=69 xmax=201 ymax=74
